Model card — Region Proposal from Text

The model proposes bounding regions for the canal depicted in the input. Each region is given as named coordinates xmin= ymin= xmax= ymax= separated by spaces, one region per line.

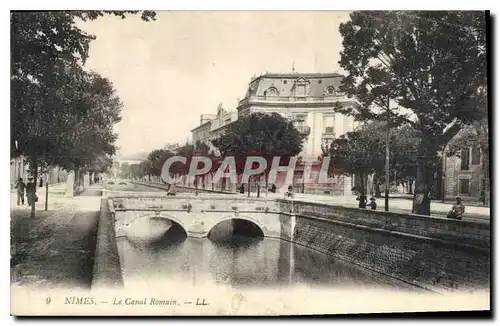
xmin=116 ymin=230 xmax=419 ymax=292
xmin=110 ymin=182 xmax=422 ymax=292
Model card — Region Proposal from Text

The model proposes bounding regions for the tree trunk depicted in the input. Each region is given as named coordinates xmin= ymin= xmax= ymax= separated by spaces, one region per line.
xmin=412 ymin=148 xmax=437 ymax=216
xmin=30 ymin=162 xmax=38 ymax=219
xmin=482 ymin=147 xmax=488 ymax=205
xmin=408 ymin=179 xmax=413 ymax=195
xmin=359 ymin=172 xmax=366 ymax=209
xmin=45 ymin=172 xmax=49 ymax=211
xmin=374 ymin=174 xmax=382 ymax=198
xmin=265 ymin=171 xmax=269 ymax=197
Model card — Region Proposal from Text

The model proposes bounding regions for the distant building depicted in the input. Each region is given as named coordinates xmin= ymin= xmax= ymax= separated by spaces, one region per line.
xmin=443 ymin=143 xmax=488 ymax=203
xmin=10 ymin=156 xmax=67 ymax=187
xmin=191 ymin=103 xmax=238 ymax=146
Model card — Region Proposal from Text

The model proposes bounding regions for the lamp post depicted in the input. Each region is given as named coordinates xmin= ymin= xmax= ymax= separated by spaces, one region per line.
xmin=384 ymin=96 xmax=390 ymax=212
xmin=44 ymin=168 xmax=49 ymax=211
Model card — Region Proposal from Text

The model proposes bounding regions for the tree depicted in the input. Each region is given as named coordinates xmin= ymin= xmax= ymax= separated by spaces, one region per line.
xmin=335 ymin=11 xmax=487 ymax=215
xmin=390 ymin=124 xmax=420 ymax=194
xmin=324 ymin=125 xmax=386 ymax=198
xmin=323 ymin=122 xmax=421 ymax=197
xmin=90 ymin=155 xmax=113 ymax=177
xmin=147 ymin=149 xmax=175 ymax=182
xmin=11 ymin=11 xmax=156 ymax=218
xmin=138 ymin=160 xmax=153 ymax=181
xmin=212 ymin=113 xmax=305 ymax=193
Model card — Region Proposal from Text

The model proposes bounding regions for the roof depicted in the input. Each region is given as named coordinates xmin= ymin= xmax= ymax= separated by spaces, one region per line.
xmin=247 ymin=72 xmax=346 ymax=98
xmin=251 ymin=72 xmax=344 ymax=81
xmin=190 ymin=120 xmax=211 ymax=132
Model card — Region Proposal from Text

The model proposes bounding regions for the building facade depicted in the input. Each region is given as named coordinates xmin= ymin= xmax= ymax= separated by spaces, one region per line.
xmin=235 ymin=72 xmax=358 ymax=195
xmin=190 ymin=73 xmax=359 ymax=195
xmin=191 ymin=103 xmax=238 ymax=146
xmin=444 ymin=146 xmax=488 ymax=203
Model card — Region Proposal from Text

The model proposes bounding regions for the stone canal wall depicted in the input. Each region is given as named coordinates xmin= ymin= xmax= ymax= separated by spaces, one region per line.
xmin=278 ymin=200 xmax=490 ymax=247
xmin=96 ymin=191 xmax=490 ymax=292
xmin=278 ymin=200 xmax=490 ymax=293
xmin=91 ymin=198 xmax=124 ymax=289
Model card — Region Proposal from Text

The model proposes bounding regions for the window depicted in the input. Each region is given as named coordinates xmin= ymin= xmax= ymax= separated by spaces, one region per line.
xmin=267 ymin=87 xmax=278 ymax=96
xmin=460 ymin=148 xmax=470 ymax=171
xmin=459 ymin=178 xmax=470 ymax=195
xmin=283 ymin=80 xmax=287 ymax=84
xmin=296 ymin=85 xmax=306 ymax=97
xmin=471 ymin=147 xmax=481 ymax=165
xmin=318 ymin=80 xmax=322 ymax=84
xmin=325 ymin=126 xmax=334 ymax=134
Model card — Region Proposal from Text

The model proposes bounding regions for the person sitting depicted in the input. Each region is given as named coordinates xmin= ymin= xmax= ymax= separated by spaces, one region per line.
xmin=269 ymin=184 xmax=277 ymax=193
xmin=368 ymin=197 xmax=377 ymax=210
xmin=447 ymin=197 xmax=465 ymax=220
xmin=285 ymin=185 xmax=294 ymax=198
xmin=238 ymin=184 xmax=245 ymax=194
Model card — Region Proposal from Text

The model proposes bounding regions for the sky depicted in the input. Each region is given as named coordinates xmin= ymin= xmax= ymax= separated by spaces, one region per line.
xmin=78 ymin=11 xmax=352 ymax=157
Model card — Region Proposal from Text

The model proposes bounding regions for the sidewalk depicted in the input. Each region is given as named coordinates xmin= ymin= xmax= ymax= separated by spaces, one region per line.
xmin=10 ymin=186 xmax=102 ymax=289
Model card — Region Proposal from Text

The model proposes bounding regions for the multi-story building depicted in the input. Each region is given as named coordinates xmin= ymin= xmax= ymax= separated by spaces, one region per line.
xmin=191 ymin=103 xmax=238 ymax=146
xmin=190 ymin=72 xmax=360 ymax=195
xmin=235 ymin=72 xmax=359 ymax=195
xmin=443 ymin=145 xmax=489 ymax=203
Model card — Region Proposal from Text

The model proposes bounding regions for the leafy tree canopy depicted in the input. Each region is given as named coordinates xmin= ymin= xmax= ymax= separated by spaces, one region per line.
xmin=212 ymin=112 xmax=305 ymax=176
xmin=336 ymin=11 xmax=487 ymax=214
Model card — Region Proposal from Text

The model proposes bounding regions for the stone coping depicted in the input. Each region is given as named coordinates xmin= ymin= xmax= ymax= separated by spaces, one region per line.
xmin=280 ymin=199 xmax=490 ymax=230
xmin=91 ymin=198 xmax=124 ymax=289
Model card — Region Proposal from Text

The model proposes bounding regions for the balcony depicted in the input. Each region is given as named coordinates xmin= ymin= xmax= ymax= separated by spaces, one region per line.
xmin=295 ymin=125 xmax=311 ymax=136
xmin=322 ymin=131 xmax=336 ymax=140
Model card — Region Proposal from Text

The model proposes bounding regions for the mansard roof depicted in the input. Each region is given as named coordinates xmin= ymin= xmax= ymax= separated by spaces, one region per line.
xmin=246 ymin=72 xmax=345 ymax=98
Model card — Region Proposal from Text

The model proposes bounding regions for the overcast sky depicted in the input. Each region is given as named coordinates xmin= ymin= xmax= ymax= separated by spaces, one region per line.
xmin=78 ymin=11 xmax=351 ymax=156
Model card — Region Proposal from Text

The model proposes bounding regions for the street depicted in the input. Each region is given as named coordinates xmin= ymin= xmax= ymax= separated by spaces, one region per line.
xmin=10 ymin=184 xmax=102 ymax=289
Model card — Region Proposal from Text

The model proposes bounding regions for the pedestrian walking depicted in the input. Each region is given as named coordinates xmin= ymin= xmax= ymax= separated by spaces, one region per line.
xmin=26 ymin=176 xmax=38 ymax=206
xmin=14 ymin=177 xmax=26 ymax=206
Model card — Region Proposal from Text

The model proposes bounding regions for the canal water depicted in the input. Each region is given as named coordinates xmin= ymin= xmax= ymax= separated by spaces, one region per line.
xmin=116 ymin=232 xmax=416 ymax=292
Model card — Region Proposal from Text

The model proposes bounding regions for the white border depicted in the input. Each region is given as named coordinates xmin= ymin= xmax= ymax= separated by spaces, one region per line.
xmin=2 ymin=2 xmax=498 ymax=325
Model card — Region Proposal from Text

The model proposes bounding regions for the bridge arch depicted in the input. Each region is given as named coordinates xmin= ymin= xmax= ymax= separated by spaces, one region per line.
xmin=206 ymin=215 xmax=266 ymax=238
xmin=129 ymin=212 xmax=188 ymax=235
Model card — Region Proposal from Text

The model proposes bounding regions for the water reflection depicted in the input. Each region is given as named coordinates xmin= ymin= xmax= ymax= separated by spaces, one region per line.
xmin=116 ymin=228 xmax=416 ymax=291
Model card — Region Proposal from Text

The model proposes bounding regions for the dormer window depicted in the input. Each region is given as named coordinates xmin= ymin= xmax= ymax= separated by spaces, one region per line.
xmin=267 ymin=86 xmax=279 ymax=97
xmin=326 ymin=86 xmax=335 ymax=96
xmin=294 ymin=77 xmax=310 ymax=98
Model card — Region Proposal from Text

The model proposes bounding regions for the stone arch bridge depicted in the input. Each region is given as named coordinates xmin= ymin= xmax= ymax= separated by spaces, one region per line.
xmin=109 ymin=194 xmax=293 ymax=239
